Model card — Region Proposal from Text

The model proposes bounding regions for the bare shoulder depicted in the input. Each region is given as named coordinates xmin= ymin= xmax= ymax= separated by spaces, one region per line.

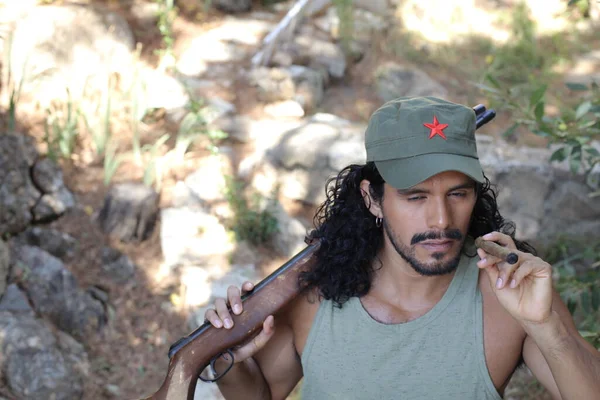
xmin=280 ymin=287 xmax=322 ymax=356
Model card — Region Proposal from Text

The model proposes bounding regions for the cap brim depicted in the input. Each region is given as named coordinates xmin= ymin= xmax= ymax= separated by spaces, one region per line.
xmin=375 ymin=154 xmax=485 ymax=190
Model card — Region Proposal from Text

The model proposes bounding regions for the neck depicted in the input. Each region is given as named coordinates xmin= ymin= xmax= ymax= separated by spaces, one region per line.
xmin=369 ymin=244 xmax=458 ymax=309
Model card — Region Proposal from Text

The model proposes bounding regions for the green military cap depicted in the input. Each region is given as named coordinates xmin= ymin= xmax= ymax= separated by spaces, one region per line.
xmin=365 ymin=96 xmax=485 ymax=189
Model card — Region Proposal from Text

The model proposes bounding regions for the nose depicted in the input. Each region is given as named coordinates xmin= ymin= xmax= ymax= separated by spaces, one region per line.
xmin=426 ymin=197 xmax=451 ymax=230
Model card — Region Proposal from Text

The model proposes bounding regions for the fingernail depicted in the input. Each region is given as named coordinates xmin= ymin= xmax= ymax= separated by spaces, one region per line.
xmin=481 ymin=258 xmax=487 ymax=263
xmin=510 ymin=279 xmax=516 ymax=288
xmin=496 ymin=277 xmax=503 ymax=289
xmin=214 ymin=320 xmax=223 ymax=328
xmin=233 ymin=304 xmax=242 ymax=314
xmin=483 ymin=233 xmax=493 ymax=239
xmin=224 ymin=318 xmax=232 ymax=329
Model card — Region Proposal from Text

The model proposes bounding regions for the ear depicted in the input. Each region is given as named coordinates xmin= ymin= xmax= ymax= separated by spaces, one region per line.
xmin=360 ymin=179 xmax=383 ymax=218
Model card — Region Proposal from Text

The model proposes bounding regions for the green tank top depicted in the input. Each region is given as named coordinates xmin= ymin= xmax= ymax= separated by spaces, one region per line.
xmin=300 ymin=248 xmax=502 ymax=400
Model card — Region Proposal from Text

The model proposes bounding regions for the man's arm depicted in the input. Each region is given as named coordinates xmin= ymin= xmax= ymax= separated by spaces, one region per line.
xmin=208 ymin=282 xmax=304 ymax=400
xmin=216 ymin=319 xmax=303 ymax=400
xmin=523 ymin=289 xmax=600 ymax=400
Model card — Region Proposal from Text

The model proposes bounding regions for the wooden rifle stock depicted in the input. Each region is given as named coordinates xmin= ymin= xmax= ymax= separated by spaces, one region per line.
xmin=143 ymin=241 xmax=321 ymax=400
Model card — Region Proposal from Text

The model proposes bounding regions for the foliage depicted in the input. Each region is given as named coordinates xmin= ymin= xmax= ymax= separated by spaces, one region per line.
xmin=174 ymin=89 xmax=228 ymax=161
xmin=332 ymin=0 xmax=354 ymax=56
xmin=103 ymin=141 xmax=125 ymax=187
xmin=223 ymin=176 xmax=279 ymax=246
xmin=44 ymin=90 xmax=80 ymax=161
xmin=155 ymin=0 xmax=177 ymax=70
xmin=484 ymin=2 xmax=545 ymax=85
xmin=545 ymin=237 xmax=600 ymax=348
xmin=479 ymin=76 xmax=600 ymax=186
xmin=142 ymin=133 xmax=170 ymax=190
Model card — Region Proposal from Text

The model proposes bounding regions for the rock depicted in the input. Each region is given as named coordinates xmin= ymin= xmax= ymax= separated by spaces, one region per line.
xmin=0 ymin=284 xmax=34 ymax=314
xmin=31 ymin=158 xmax=65 ymax=193
xmin=288 ymin=65 xmax=326 ymax=112
xmin=374 ymin=63 xmax=448 ymax=103
xmin=0 ymin=311 xmax=87 ymax=400
xmin=248 ymin=67 xmax=296 ymax=102
xmin=540 ymin=180 xmax=600 ymax=240
xmin=141 ymin=68 xmax=190 ymax=112
xmin=177 ymin=17 xmax=274 ymax=76
xmin=160 ymin=207 xmax=234 ymax=269
xmin=269 ymin=204 xmax=307 ymax=257
xmin=185 ymin=154 xmax=234 ymax=203
xmin=9 ymin=3 xmax=135 ymax=106
xmin=30 ymin=156 xmax=75 ymax=222
xmin=264 ymin=100 xmax=306 ymax=118
xmin=0 ymin=241 xmax=8 ymax=297
xmin=101 ymin=247 xmax=136 ymax=283
xmin=0 ymin=133 xmax=41 ymax=235
xmin=98 ymin=183 xmax=160 ymax=242
xmin=9 ymin=245 xmax=107 ymax=341
xmin=213 ymin=116 xmax=253 ymax=143
xmin=15 ymin=227 xmax=78 ymax=261
xmin=282 ymin=35 xmax=346 ymax=79
xmin=212 ymin=0 xmax=252 ymax=13
xmin=32 ymin=188 xmax=76 ymax=222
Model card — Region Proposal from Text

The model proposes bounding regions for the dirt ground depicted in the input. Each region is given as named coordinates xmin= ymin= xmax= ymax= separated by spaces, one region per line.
xmin=1 ymin=1 xmax=597 ymax=399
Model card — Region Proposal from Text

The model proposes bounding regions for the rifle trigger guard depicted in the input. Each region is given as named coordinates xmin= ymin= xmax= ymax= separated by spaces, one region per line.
xmin=199 ymin=349 xmax=235 ymax=383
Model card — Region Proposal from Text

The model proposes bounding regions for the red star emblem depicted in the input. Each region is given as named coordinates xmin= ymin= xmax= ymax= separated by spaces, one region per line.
xmin=423 ymin=115 xmax=448 ymax=139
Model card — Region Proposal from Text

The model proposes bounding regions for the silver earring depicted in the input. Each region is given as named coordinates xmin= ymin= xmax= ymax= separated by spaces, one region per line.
xmin=375 ymin=217 xmax=382 ymax=227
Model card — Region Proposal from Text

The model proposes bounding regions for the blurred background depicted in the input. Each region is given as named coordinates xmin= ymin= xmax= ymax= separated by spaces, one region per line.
xmin=0 ymin=0 xmax=598 ymax=399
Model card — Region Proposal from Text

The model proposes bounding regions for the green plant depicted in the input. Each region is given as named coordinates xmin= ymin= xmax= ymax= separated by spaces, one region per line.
xmin=223 ymin=175 xmax=279 ymax=246
xmin=332 ymin=0 xmax=354 ymax=56
xmin=44 ymin=90 xmax=80 ymax=161
xmin=142 ymin=133 xmax=170 ymax=190
xmin=545 ymin=237 xmax=600 ymax=348
xmin=103 ymin=141 xmax=125 ymax=186
xmin=485 ymin=2 xmax=545 ymax=85
xmin=478 ymin=76 xmax=599 ymax=186
xmin=155 ymin=0 xmax=177 ymax=70
xmin=174 ymin=92 xmax=228 ymax=160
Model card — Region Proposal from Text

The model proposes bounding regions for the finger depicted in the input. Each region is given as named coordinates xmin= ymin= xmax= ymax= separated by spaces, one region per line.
xmin=509 ymin=258 xmax=551 ymax=288
xmin=215 ymin=298 xmax=233 ymax=329
xmin=228 ymin=285 xmax=243 ymax=315
xmin=476 ymin=248 xmax=503 ymax=268
xmin=205 ymin=308 xmax=223 ymax=328
xmin=241 ymin=281 xmax=255 ymax=294
xmin=480 ymin=262 xmax=500 ymax=289
xmin=232 ymin=316 xmax=276 ymax=361
xmin=482 ymin=231 xmax=516 ymax=249
xmin=495 ymin=260 xmax=520 ymax=289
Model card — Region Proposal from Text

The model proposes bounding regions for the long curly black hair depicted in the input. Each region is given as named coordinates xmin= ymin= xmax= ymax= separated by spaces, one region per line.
xmin=300 ymin=162 xmax=537 ymax=307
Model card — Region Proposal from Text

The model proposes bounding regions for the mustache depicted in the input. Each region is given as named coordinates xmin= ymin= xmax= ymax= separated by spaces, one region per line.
xmin=411 ymin=229 xmax=463 ymax=245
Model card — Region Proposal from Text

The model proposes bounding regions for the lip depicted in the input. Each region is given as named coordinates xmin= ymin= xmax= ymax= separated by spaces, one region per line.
xmin=419 ymin=240 xmax=454 ymax=251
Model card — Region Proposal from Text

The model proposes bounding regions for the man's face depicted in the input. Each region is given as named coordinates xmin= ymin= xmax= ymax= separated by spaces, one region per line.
xmin=379 ymin=171 xmax=477 ymax=276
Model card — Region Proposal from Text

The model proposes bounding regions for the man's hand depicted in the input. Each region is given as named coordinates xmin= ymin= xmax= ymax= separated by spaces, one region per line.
xmin=476 ymin=231 xmax=553 ymax=325
xmin=204 ymin=281 xmax=276 ymax=364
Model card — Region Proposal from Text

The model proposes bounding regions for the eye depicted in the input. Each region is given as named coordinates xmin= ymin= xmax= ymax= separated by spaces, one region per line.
xmin=407 ymin=196 xmax=426 ymax=201
xmin=449 ymin=191 xmax=467 ymax=198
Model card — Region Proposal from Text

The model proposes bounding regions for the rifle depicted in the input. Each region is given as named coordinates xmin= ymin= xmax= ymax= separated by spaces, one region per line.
xmin=143 ymin=105 xmax=497 ymax=400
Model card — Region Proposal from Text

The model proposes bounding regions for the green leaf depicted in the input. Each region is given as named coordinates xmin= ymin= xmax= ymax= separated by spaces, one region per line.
xmin=592 ymin=288 xmax=600 ymax=311
xmin=485 ymin=73 xmax=501 ymax=89
xmin=534 ymin=101 xmax=545 ymax=121
xmin=550 ymin=147 xmax=568 ymax=162
xmin=565 ymin=82 xmax=589 ymax=91
xmin=575 ymin=101 xmax=592 ymax=120
xmin=584 ymin=146 xmax=600 ymax=158
xmin=502 ymin=123 xmax=519 ymax=138
xmin=529 ymin=85 xmax=547 ymax=108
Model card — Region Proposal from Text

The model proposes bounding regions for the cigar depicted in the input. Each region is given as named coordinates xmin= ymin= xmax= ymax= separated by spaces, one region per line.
xmin=474 ymin=237 xmax=519 ymax=265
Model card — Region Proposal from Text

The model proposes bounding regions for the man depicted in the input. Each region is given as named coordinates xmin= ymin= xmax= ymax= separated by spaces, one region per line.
xmin=204 ymin=97 xmax=600 ymax=399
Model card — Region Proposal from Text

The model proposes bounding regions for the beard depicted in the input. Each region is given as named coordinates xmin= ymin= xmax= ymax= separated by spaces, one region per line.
xmin=382 ymin=218 xmax=464 ymax=276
